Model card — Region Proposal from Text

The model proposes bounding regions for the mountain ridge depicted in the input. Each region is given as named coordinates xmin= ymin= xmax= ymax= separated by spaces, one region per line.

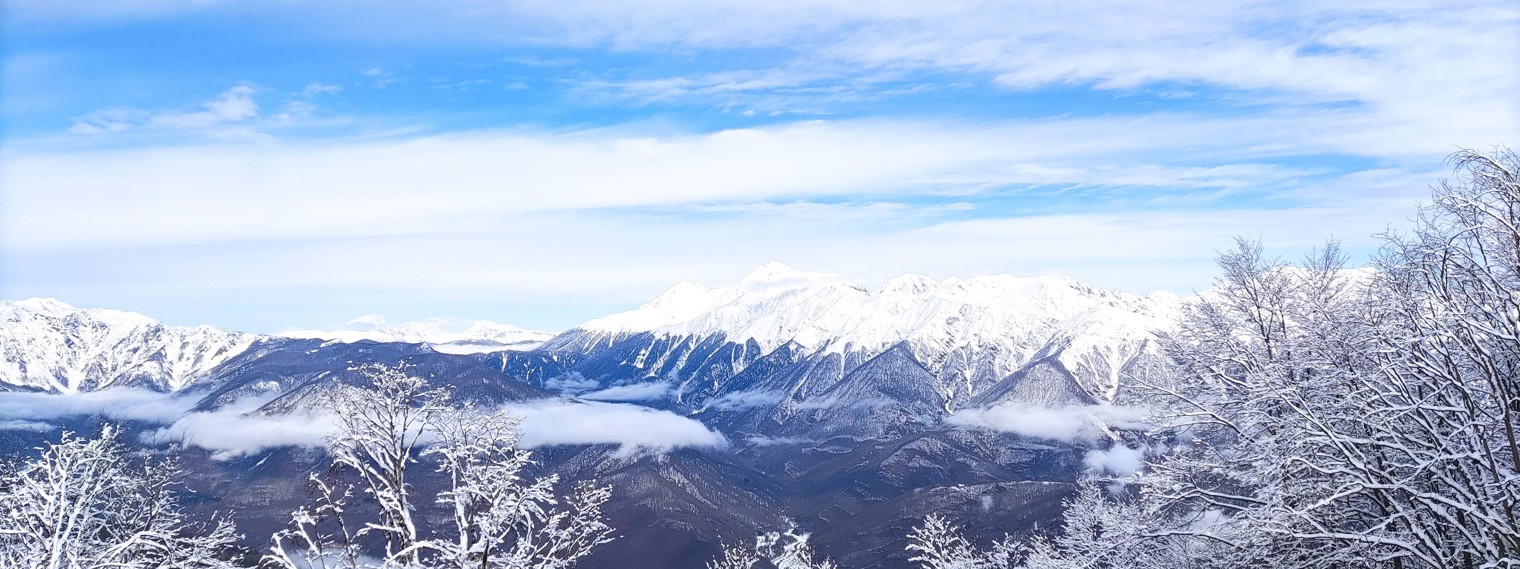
xmin=0 ymin=299 xmax=558 ymax=393
xmin=574 ymin=262 xmax=1181 ymax=356
xmin=277 ymin=315 xmax=555 ymax=354
xmin=0 ymin=298 xmax=257 ymax=393
xmin=0 ymin=266 xmax=1188 ymax=568
xmin=533 ymin=263 xmax=1180 ymax=427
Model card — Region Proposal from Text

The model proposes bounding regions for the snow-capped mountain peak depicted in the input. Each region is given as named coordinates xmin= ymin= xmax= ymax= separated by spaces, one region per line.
xmin=875 ymin=274 xmax=936 ymax=296
xmin=738 ymin=261 xmax=847 ymax=288
xmin=11 ymin=297 xmax=155 ymax=328
xmin=572 ymin=264 xmax=1180 ymax=355
xmin=277 ymin=315 xmax=554 ymax=354
xmin=536 ymin=264 xmax=1184 ymax=427
xmin=0 ymin=298 xmax=258 ymax=393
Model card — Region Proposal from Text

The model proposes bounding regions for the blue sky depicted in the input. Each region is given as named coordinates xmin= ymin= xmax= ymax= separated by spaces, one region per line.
xmin=2 ymin=0 xmax=1517 ymax=333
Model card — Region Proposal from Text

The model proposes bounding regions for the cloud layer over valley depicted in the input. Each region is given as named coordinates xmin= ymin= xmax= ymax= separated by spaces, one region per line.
xmin=0 ymin=390 xmax=728 ymax=459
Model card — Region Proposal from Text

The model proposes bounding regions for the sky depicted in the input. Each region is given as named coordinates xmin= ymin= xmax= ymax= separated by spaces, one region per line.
xmin=2 ymin=0 xmax=1516 ymax=333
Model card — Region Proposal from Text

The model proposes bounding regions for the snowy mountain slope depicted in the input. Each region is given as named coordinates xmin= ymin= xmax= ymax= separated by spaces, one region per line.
xmin=278 ymin=315 xmax=555 ymax=354
xmin=190 ymin=338 xmax=556 ymax=415
xmin=574 ymin=262 xmax=1178 ymax=355
xmin=0 ymin=298 xmax=258 ymax=393
xmin=535 ymin=263 xmax=1181 ymax=427
xmin=0 ymin=300 xmax=554 ymax=394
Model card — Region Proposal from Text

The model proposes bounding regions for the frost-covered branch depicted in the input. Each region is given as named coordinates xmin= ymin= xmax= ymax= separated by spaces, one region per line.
xmin=269 ymin=364 xmax=616 ymax=569
xmin=0 ymin=426 xmax=241 ymax=569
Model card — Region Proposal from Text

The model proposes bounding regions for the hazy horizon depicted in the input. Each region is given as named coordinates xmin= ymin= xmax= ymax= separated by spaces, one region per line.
xmin=9 ymin=260 xmax=1197 ymax=334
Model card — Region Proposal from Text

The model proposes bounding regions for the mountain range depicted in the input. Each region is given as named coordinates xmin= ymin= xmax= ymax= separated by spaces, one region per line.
xmin=0 ymin=263 xmax=1182 ymax=568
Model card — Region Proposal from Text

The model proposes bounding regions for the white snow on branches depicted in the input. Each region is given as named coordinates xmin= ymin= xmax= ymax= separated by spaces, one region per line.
xmin=266 ymin=364 xmax=617 ymax=569
xmin=0 ymin=426 xmax=242 ymax=569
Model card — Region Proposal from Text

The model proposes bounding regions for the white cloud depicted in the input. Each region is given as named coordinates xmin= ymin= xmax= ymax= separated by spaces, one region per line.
xmin=148 ymin=85 xmax=259 ymax=129
xmin=3 ymin=163 xmax=1430 ymax=334
xmin=6 ymin=3 xmax=1510 ymax=331
xmin=745 ymin=435 xmax=814 ymax=446
xmin=947 ymin=404 xmax=1107 ymax=443
xmin=0 ymin=187 xmax=1426 ymax=332
xmin=17 ymin=1 xmax=1517 ymax=148
xmin=0 ymin=389 xmax=198 ymax=423
xmin=1084 ymin=444 xmax=1145 ymax=477
xmin=706 ymin=390 xmax=784 ymax=411
xmin=361 ymin=67 xmax=399 ymax=88
xmin=148 ymin=409 xmax=337 ymax=460
xmin=532 ymin=1 xmax=1516 ymax=142
xmin=946 ymin=403 xmax=1148 ymax=444
xmin=0 ymin=389 xmax=334 ymax=459
xmin=1 ymin=115 xmax=1442 ymax=253
xmin=68 ymin=85 xmax=261 ymax=136
xmin=67 ymin=107 xmax=150 ymax=134
xmin=154 ymin=397 xmax=728 ymax=458
xmin=0 ymin=388 xmax=724 ymax=459
xmin=145 ymin=397 xmax=726 ymax=459
xmin=0 ymin=420 xmax=56 ymax=432
xmin=270 ymin=100 xmax=317 ymax=124
xmin=505 ymin=399 xmax=728 ymax=455
xmin=544 ymin=373 xmax=600 ymax=393
xmin=106 ymin=0 xmax=1500 ymax=149
xmin=579 ymin=381 xmax=674 ymax=402
xmin=301 ymin=83 xmax=342 ymax=96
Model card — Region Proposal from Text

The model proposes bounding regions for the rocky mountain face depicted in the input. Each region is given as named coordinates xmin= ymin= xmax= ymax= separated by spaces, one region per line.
xmin=0 ymin=264 xmax=1181 ymax=567
xmin=0 ymin=298 xmax=258 ymax=393
xmin=0 ymin=300 xmax=555 ymax=393
xmin=518 ymin=262 xmax=1178 ymax=436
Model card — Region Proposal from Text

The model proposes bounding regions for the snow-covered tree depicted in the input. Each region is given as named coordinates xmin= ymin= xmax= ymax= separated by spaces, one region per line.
xmin=264 ymin=472 xmax=367 ymax=569
xmin=1022 ymin=479 xmax=1241 ymax=569
xmin=267 ymin=364 xmax=614 ymax=569
xmin=1366 ymin=147 xmax=1520 ymax=566
xmin=425 ymin=406 xmax=614 ymax=568
xmin=0 ymin=425 xmax=241 ymax=569
xmin=707 ymin=542 xmax=760 ymax=569
xmin=906 ymin=514 xmax=1023 ymax=569
xmin=915 ymin=148 xmax=1520 ymax=569
xmin=760 ymin=529 xmax=837 ymax=569
xmin=708 ymin=526 xmax=836 ymax=569
xmin=1043 ymin=148 xmax=1520 ymax=568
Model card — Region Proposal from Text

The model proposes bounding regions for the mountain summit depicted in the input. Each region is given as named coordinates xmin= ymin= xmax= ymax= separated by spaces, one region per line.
xmin=277 ymin=315 xmax=554 ymax=354
xmin=0 ymin=298 xmax=256 ymax=392
xmin=529 ymin=264 xmax=1181 ymax=440
xmin=578 ymin=263 xmax=1178 ymax=355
